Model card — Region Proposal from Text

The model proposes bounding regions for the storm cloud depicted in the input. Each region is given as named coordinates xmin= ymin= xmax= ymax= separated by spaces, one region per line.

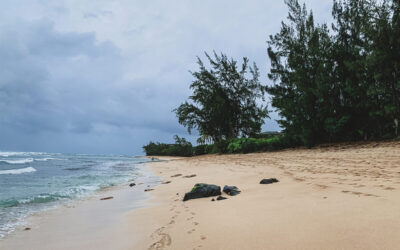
xmin=0 ymin=0 xmax=332 ymax=154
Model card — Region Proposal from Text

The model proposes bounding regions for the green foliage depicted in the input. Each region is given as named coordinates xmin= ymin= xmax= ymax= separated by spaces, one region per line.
xmin=204 ymin=144 xmax=217 ymax=154
xmin=267 ymin=0 xmax=400 ymax=146
xmin=142 ymin=142 xmax=169 ymax=156
xmin=143 ymin=134 xmax=295 ymax=156
xmin=193 ymin=144 xmax=207 ymax=155
xmin=227 ymin=136 xmax=294 ymax=154
xmin=143 ymin=135 xmax=193 ymax=157
xmin=174 ymin=52 xmax=269 ymax=144
xmin=191 ymin=184 xmax=203 ymax=192
xmin=253 ymin=132 xmax=282 ymax=139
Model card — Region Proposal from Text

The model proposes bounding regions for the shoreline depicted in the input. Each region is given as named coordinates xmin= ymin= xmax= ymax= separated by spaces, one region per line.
xmin=1 ymin=141 xmax=400 ymax=249
xmin=0 ymin=164 xmax=160 ymax=250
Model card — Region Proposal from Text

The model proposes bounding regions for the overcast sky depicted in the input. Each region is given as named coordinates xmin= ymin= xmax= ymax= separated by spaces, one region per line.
xmin=0 ymin=0 xmax=333 ymax=155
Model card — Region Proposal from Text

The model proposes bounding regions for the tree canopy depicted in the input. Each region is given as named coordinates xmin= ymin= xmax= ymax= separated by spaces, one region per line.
xmin=174 ymin=52 xmax=268 ymax=144
xmin=267 ymin=0 xmax=400 ymax=146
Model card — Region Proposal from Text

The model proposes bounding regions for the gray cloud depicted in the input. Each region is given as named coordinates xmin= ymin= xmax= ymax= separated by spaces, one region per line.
xmin=0 ymin=0 xmax=333 ymax=154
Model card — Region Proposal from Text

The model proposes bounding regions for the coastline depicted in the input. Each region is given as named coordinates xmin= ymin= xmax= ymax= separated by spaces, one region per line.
xmin=0 ymin=164 xmax=160 ymax=250
xmin=2 ymin=141 xmax=400 ymax=249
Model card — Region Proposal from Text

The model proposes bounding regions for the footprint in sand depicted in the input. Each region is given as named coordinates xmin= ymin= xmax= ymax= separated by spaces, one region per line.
xmin=148 ymin=227 xmax=172 ymax=250
xmin=187 ymin=229 xmax=196 ymax=234
xmin=148 ymin=233 xmax=172 ymax=250
xmin=354 ymin=184 xmax=366 ymax=188
xmin=284 ymin=171 xmax=293 ymax=176
xmin=342 ymin=190 xmax=379 ymax=197
xmin=193 ymin=222 xmax=199 ymax=226
xmin=315 ymin=184 xmax=329 ymax=189
xmin=200 ymin=236 xmax=207 ymax=240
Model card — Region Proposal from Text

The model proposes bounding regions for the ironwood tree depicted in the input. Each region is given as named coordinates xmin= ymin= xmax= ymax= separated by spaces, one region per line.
xmin=174 ymin=52 xmax=268 ymax=144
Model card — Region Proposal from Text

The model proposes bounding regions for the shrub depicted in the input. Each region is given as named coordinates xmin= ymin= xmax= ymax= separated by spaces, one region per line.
xmin=143 ymin=135 xmax=193 ymax=157
xmin=204 ymin=144 xmax=216 ymax=154
xmin=227 ymin=136 xmax=292 ymax=154
xmin=193 ymin=145 xmax=207 ymax=155
xmin=143 ymin=134 xmax=297 ymax=156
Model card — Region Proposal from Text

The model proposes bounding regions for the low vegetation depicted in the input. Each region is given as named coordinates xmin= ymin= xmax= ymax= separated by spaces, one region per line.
xmin=142 ymin=135 xmax=193 ymax=157
xmin=142 ymin=134 xmax=295 ymax=156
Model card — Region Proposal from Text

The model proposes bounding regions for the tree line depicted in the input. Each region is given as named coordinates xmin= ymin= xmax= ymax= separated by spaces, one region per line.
xmin=268 ymin=0 xmax=400 ymax=146
xmin=143 ymin=0 xmax=400 ymax=156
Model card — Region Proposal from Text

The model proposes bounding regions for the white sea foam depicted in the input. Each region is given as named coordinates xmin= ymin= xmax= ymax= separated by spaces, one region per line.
xmin=0 ymin=151 xmax=45 ymax=157
xmin=0 ymin=167 xmax=37 ymax=175
xmin=0 ymin=152 xmax=26 ymax=157
xmin=0 ymin=158 xmax=34 ymax=164
xmin=34 ymin=158 xmax=61 ymax=162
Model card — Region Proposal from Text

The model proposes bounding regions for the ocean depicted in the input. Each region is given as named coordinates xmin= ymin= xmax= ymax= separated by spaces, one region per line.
xmin=0 ymin=151 xmax=151 ymax=238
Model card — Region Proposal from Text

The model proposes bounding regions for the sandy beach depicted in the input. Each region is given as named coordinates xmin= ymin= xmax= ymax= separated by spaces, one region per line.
xmin=2 ymin=141 xmax=400 ymax=250
xmin=132 ymin=141 xmax=400 ymax=250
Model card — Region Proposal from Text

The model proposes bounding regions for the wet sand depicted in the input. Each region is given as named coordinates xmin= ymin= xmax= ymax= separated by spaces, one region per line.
xmin=0 ymin=165 xmax=159 ymax=250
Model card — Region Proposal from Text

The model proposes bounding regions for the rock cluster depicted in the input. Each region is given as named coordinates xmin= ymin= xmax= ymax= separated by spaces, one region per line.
xmin=223 ymin=185 xmax=241 ymax=196
xmin=183 ymin=183 xmax=221 ymax=201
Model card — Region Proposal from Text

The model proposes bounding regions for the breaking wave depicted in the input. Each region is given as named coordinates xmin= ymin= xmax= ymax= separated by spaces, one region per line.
xmin=0 ymin=158 xmax=34 ymax=164
xmin=0 ymin=167 xmax=37 ymax=175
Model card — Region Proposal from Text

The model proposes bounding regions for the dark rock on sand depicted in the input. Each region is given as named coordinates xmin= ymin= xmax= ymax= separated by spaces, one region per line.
xmin=217 ymin=196 xmax=227 ymax=201
xmin=129 ymin=183 xmax=136 ymax=187
xmin=260 ymin=178 xmax=279 ymax=184
xmin=211 ymin=198 xmax=215 ymax=201
xmin=223 ymin=185 xmax=241 ymax=196
xmin=183 ymin=174 xmax=197 ymax=178
xmin=24 ymin=227 xmax=31 ymax=231
xmin=171 ymin=174 xmax=182 ymax=177
xmin=162 ymin=181 xmax=171 ymax=184
xmin=183 ymin=183 xmax=221 ymax=201
xmin=100 ymin=196 xmax=113 ymax=200
xmin=144 ymin=189 xmax=154 ymax=192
